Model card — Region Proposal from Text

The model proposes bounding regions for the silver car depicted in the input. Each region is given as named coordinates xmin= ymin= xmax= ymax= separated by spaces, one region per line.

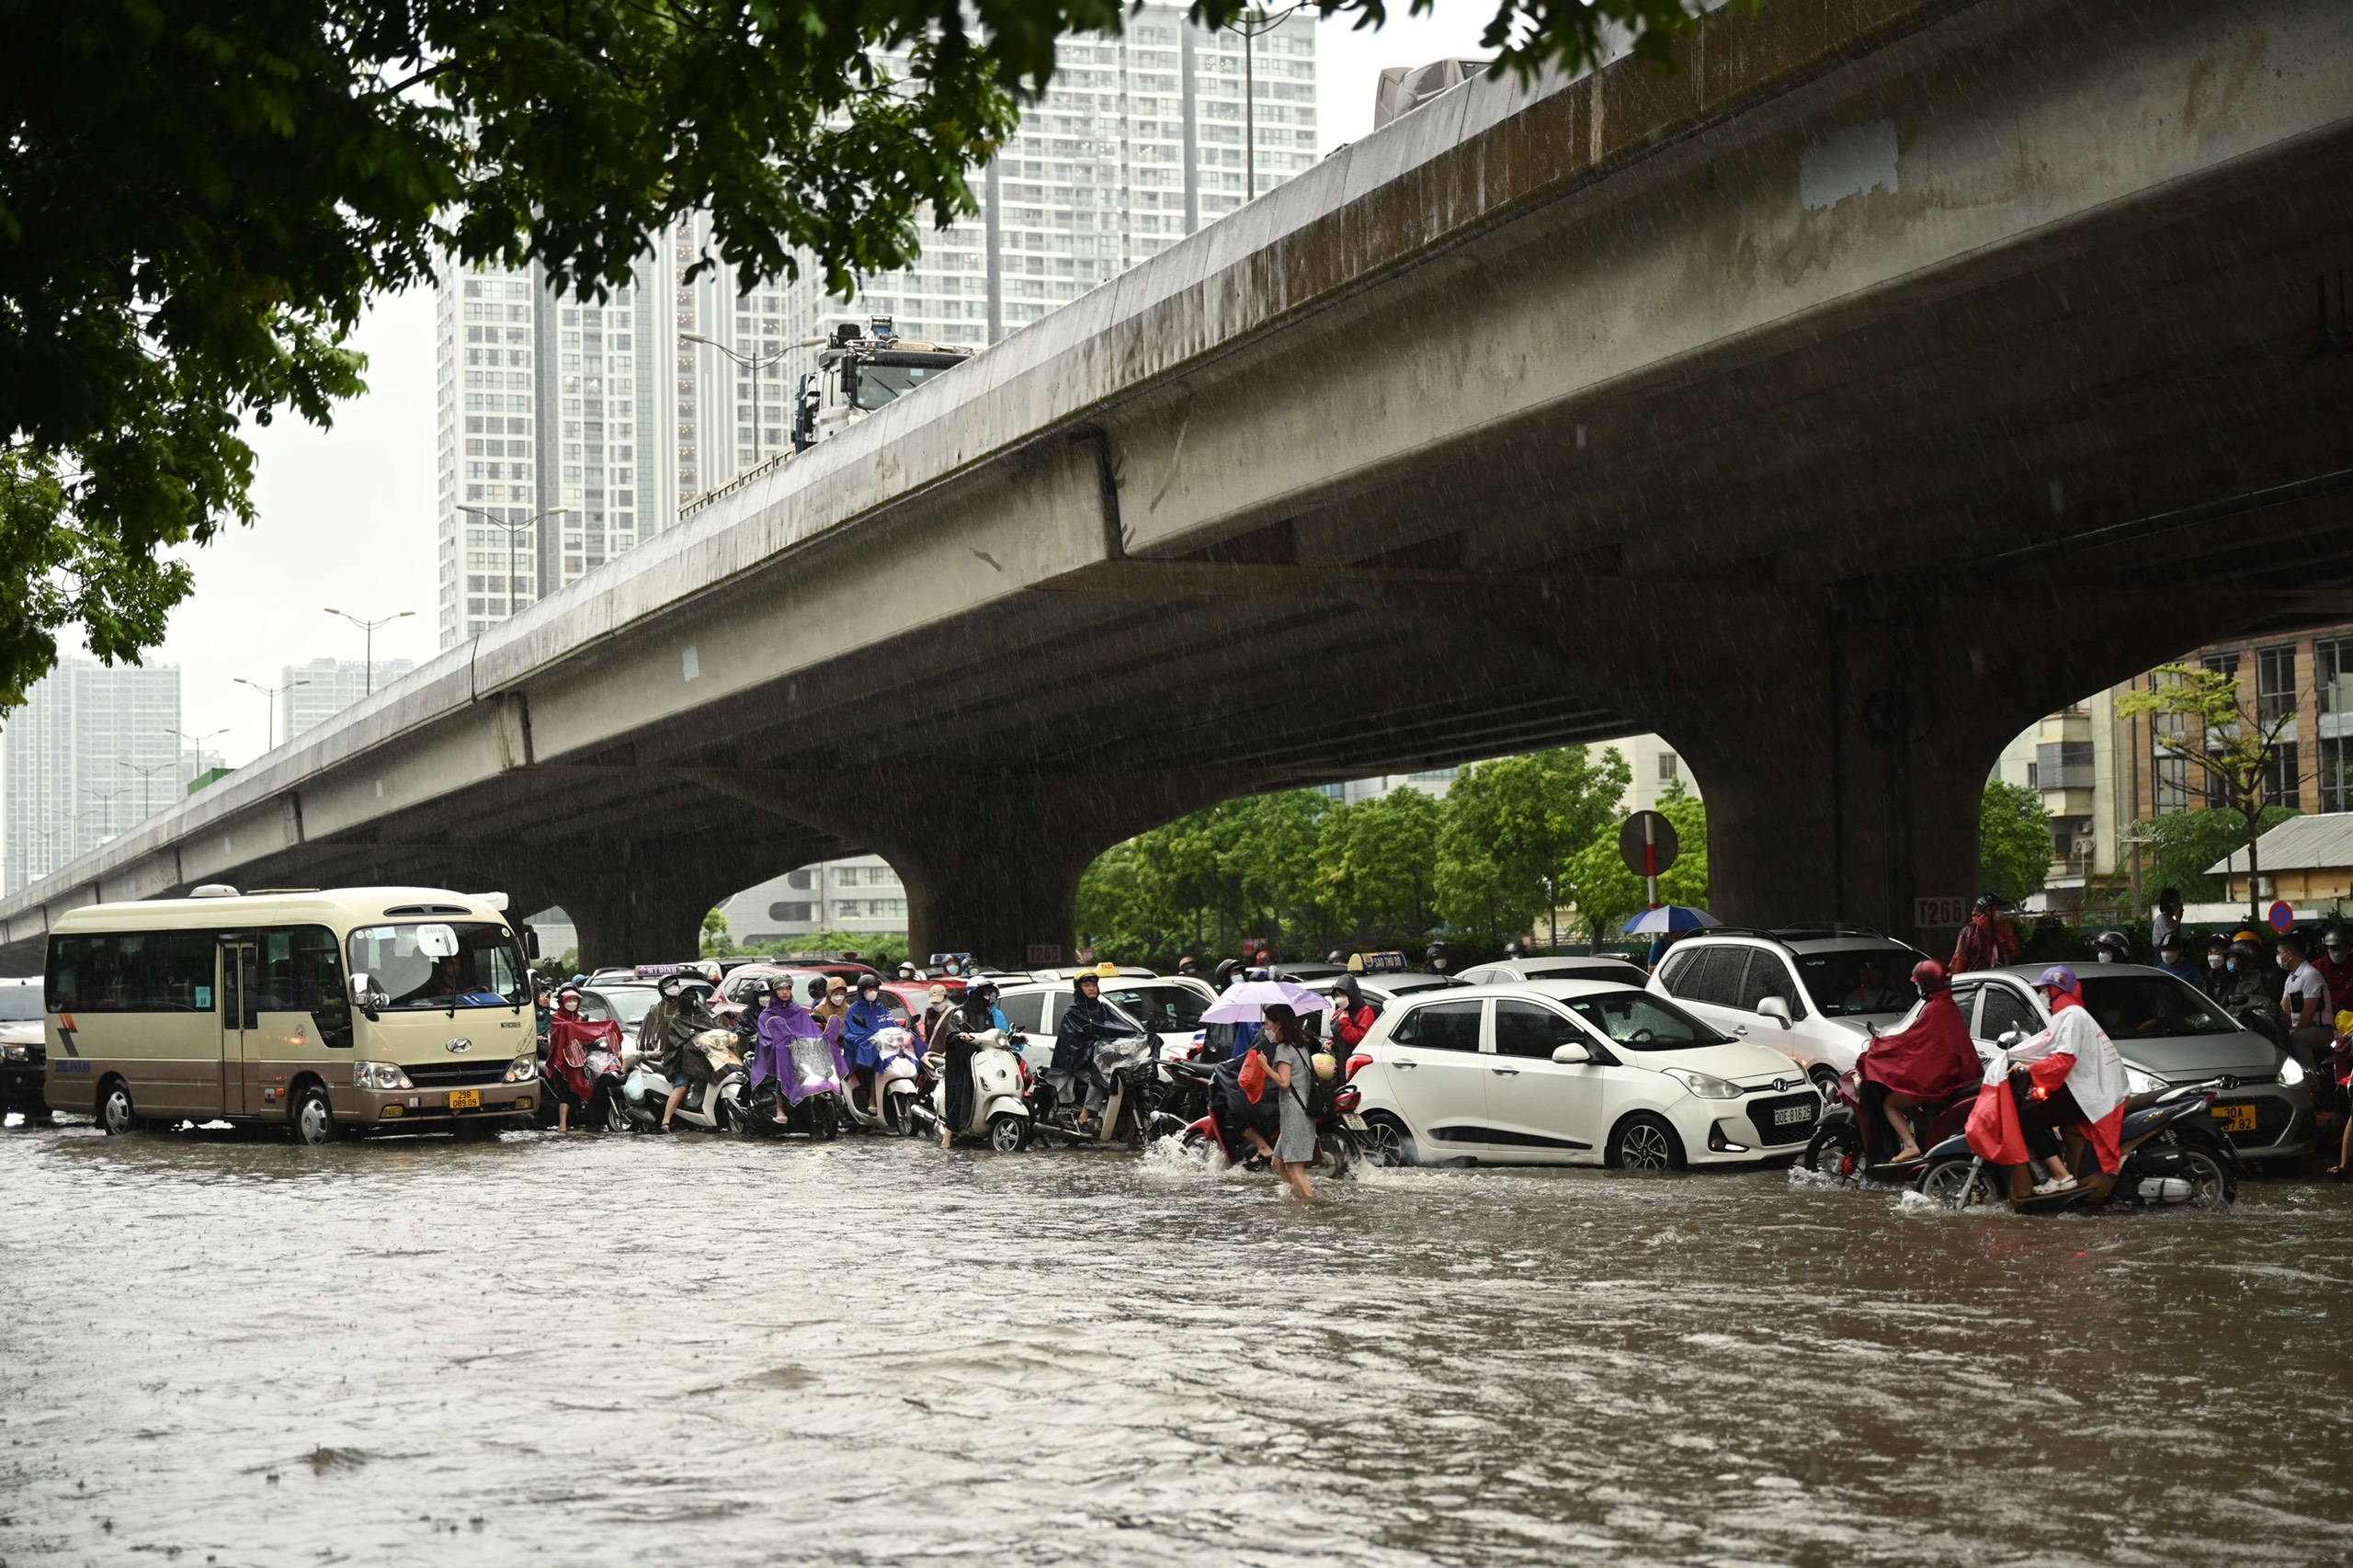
xmin=1958 ymin=963 xmax=2313 ymax=1165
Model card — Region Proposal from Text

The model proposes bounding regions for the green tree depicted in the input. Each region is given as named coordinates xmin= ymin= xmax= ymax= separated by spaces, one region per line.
xmin=700 ymin=907 xmax=736 ymax=959
xmin=2134 ymin=805 xmax=2298 ymax=909
xmin=4 ymin=0 xmax=1727 ymax=710
xmin=1435 ymin=747 xmax=1627 ymax=949
xmin=2117 ymin=665 xmax=2302 ymax=920
xmin=1559 ymin=775 xmax=1709 ymax=942
xmin=1313 ymin=787 xmax=1445 ymax=952
xmin=1978 ymin=780 xmax=2052 ymax=906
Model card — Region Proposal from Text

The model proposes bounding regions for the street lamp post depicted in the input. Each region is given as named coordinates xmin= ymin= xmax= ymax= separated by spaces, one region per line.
xmin=233 ymin=676 xmax=310 ymax=753
xmin=118 ymin=760 xmax=176 ymax=823
xmin=165 ymin=727 xmax=229 ymax=798
xmin=1226 ymin=3 xmax=1302 ymax=202
xmin=681 ymin=332 xmax=795 ymax=477
xmin=456 ymin=506 xmax=571 ymax=623
xmin=323 ymin=607 xmax=416 ymax=694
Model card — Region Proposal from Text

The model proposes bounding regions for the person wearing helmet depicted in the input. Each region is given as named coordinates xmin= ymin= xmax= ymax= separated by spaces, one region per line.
xmin=1856 ymin=960 xmax=1982 ymax=1164
xmin=2002 ymin=964 xmax=2129 ymax=1194
xmin=1212 ymin=958 xmax=1241 ymax=994
xmin=1949 ymin=893 xmax=2019 ymax=976
xmin=1051 ymin=970 xmax=1121 ymax=1126
xmin=2221 ymin=935 xmax=2286 ymax=1047
xmin=897 ymin=960 xmax=917 ymax=983
xmin=2153 ymin=930 xmax=2197 ymax=984
xmin=931 ymin=979 xmax=1003 ymax=1149
xmin=2198 ymin=937 xmax=2234 ymax=1004
xmin=2093 ymin=930 xmax=2131 ymax=966
xmin=1175 ymin=955 xmax=1200 ymax=979
xmin=2317 ymin=927 xmax=2353 ymax=1013
xmin=842 ymin=974 xmax=898 ymax=1119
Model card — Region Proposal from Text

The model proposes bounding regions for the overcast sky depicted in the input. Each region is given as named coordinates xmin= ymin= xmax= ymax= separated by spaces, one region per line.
xmin=148 ymin=7 xmax=1497 ymax=767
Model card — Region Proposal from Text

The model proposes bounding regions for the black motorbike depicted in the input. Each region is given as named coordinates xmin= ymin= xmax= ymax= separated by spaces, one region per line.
xmin=1915 ymin=1078 xmax=2241 ymax=1213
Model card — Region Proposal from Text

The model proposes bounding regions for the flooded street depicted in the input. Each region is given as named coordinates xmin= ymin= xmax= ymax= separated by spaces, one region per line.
xmin=4 ymin=1127 xmax=2352 ymax=1567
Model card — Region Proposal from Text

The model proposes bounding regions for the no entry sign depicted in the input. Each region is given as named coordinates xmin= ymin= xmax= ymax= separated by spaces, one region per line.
xmin=1619 ymin=812 xmax=1680 ymax=878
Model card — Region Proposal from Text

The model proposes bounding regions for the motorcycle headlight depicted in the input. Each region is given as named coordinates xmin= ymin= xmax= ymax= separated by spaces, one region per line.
xmin=504 ymin=1053 xmax=537 ymax=1084
xmin=2277 ymin=1053 xmax=2307 ymax=1087
xmin=1664 ymin=1067 xmax=1742 ymax=1100
xmin=2124 ymin=1066 xmax=2162 ymax=1096
xmin=353 ymin=1061 xmax=415 ymax=1092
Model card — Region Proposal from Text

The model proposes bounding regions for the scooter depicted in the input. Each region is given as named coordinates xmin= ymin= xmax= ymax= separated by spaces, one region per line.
xmin=1170 ymin=1052 xmax=1361 ymax=1179
xmin=1803 ymin=1069 xmax=1979 ymax=1187
xmin=835 ymin=1027 xmax=925 ymax=1136
xmin=908 ymin=1028 xmax=1033 ymax=1152
xmin=1915 ymin=1077 xmax=2241 ymax=1213
xmin=738 ymin=1031 xmax=848 ymax=1141
xmin=1028 ymin=1028 xmax=1161 ymax=1147
xmin=612 ymin=1028 xmax=746 ymax=1133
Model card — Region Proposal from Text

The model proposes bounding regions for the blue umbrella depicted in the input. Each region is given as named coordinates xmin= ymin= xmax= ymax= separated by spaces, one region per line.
xmin=1620 ymin=905 xmax=1722 ymax=936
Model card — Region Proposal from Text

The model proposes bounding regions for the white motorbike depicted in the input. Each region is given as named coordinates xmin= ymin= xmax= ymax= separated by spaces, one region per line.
xmin=911 ymin=1028 xmax=1032 ymax=1152
xmin=837 ymin=1026 xmax=926 ymax=1136
xmin=615 ymin=1028 xmax=745 ymax=1133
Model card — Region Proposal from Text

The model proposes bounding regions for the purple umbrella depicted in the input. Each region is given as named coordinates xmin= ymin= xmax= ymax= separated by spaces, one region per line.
xmin=1201 ymin=979 xmax=1331 ymax=1024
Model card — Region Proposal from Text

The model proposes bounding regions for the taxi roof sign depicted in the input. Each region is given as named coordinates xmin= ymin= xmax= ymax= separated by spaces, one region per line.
xmin=1349 ymin=951 xmax=1409 ymax=973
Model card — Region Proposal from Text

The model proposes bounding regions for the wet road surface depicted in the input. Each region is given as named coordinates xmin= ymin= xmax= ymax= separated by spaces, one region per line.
xmin=3 ymin=1122 xmax=2350 ymax=1566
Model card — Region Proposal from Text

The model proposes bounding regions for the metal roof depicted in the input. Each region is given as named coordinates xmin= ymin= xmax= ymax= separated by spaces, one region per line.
xmin=2205 ymin=812 xmax=2353 ymax=875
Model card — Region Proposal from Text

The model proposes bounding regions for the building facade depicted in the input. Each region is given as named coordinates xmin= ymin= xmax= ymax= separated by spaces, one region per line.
xmin=1 ymin=658 xmax=185 ymax=896
xmin=713 ymin=858 xmax=913 ymax=949
xmin=281 ymin=658 xmax=418 ymax=742
xmin=2116 ymin=622 xmax=2353 ymax=822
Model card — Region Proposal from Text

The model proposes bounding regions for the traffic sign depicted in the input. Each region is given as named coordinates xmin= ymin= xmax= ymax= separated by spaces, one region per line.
xmin=1619 ymin=812 xmax=1680 ymax=877
xmin=2268 ymin=900 xmax=2295 ymax=933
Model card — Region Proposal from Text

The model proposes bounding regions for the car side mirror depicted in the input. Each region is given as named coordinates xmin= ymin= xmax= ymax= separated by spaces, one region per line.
xmin=1757 ymin=996 xmax=1793 ymax=1028
xmin=1550 ymin=1041 xmax=1592 ymax=1065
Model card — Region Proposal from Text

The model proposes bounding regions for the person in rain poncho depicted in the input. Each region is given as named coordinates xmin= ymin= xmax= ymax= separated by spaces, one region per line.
xmin=1966 ymin=964 xmax=2129 ymax=1194
xmin=545 ymin=987 xmax=623 ymax=1134
xmin=1949 ymin=893 xmax=2020 ymax=976
xmin=841 ymin=975 xmax=897 ymax=1119
xmin=1052 ymin=969 xmax=1125 ymax=1126
xmin=1857 ymin=960 xmax=1983 ymax=1163
xmin=751 ymin=979 xmax=840 ymax=1121
xmin=932 ymin=983 xmax=1002 ymax=1149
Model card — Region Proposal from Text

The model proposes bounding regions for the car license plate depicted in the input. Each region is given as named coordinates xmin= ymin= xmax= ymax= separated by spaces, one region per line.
xmin=449 ymin=1089 xmax=481 ymax=1111
xmin=1773 ymin=1105 xmax=1813 ymax=1126
xmin=2212 ymin=1102 xmax=2257 ymax=1133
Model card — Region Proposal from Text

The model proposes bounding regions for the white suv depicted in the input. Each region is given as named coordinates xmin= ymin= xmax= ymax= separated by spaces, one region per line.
xmin=992 ymin=974 xmax=1217 ymax=1073
xmin=1647 ymin=929 xmax=1926 ymax=1094
xmin=1344 ymin=979 xmax=1821 ymax=1170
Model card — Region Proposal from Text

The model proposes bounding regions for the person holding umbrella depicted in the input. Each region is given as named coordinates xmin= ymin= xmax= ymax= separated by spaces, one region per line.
xmin=1256 ymin=1002 xmax=1318 ymax=1201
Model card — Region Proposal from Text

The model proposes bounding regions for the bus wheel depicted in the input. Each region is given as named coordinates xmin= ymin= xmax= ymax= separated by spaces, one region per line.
xmin=291 ymin=1083 xmax=337 ymax=1146
xmin=98 ymin=1080 xmax=139 ymax=1137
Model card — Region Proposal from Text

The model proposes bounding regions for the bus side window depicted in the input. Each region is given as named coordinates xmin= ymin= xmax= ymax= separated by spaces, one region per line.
xmin=260 ymin=926 xmax=352 ymax=1049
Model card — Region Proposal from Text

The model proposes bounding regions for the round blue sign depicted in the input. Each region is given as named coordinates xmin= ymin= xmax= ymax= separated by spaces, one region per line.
xmin=2268 ymin=900 xmax=2295 ymax=933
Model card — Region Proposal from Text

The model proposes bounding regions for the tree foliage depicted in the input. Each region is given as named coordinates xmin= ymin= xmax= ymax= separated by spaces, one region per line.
xmin=2116 ymin=665 xmax=2302 ymax=918
xmin=1977 ymin=780 xmax=2051 ymax=906
xmin=2 ymin=0 xmax=1729 ymax=710
xmin=1560 ymin=777 xmax=1708 ymax=942
xmin=2134 ymin=805 xmax=2299 ymax=909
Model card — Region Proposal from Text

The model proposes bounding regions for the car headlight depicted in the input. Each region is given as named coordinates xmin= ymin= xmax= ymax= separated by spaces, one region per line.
xmin=504 ymin=1053 xmax=537 ymax=1084
xmin=352 ymin=1061 xmax=415 ymax=1091
xmin=2277 ymin=1053 xmax=2306 ymax=1087
xmin=0 ymin=1044 xmax=25 ymax=1063
xmin=1664 ymin=1067 xmax=1743 ymax=1100
xmin=2124 ymin=1066 xmax=2161 ymax=1096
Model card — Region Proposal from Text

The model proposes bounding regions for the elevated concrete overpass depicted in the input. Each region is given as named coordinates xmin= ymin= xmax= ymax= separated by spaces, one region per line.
xmin=8 ymin=0 xmax=2353 ymax=968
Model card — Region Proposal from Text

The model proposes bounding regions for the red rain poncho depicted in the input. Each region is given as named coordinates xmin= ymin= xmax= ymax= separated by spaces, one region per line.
xmin=1963 ymin=988 xmax=2129 ymax=1173
xmin=1859 ymin=989 xmax=1981 ymax=1100
xmin=547 ymin=1012 xmax=623 ymax=1106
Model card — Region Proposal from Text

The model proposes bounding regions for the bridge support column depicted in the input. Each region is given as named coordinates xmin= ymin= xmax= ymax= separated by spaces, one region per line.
xmin=540 ymin=837 xmax=760 ymax=969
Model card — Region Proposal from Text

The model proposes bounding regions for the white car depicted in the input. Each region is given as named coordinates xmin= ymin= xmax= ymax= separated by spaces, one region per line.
xmin=1648 ymin=929 xmax=1927 ymax=1094
xmin=1346 ymin=979 xmax=1822 ymax=1170
xmin=1458 ymin=956 xmax=1651 ymax=987
xmin=993 ymin=974 xmax=1218 ymax=1073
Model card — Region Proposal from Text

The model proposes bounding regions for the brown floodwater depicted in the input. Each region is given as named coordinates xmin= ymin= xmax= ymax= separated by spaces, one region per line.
xmin=2 ymin=1121 xmax=2349 ymax=1566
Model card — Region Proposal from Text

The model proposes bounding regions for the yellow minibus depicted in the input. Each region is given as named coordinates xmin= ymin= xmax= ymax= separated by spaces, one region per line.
xmin=44 ymin=886 xmax=540 ymax=1142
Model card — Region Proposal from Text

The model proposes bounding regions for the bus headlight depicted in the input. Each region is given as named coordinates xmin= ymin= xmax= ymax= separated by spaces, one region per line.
xmin=504 ymin=1053 xmax=537 ymax=1084
xmin=353 ymin=1061 xmax=415 ymax=1091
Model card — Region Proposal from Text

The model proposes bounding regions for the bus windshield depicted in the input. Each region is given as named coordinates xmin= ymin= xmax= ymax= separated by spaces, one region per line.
xmin=347 ymin=922 xmax=529 ymax=1010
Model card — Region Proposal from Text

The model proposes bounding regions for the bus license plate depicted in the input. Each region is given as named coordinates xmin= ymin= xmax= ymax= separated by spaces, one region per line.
xmin=2212 ymin=1103 xmax=2257 ymax=1133
xmin=449 ymin=1089 xmax=481 ymax=1111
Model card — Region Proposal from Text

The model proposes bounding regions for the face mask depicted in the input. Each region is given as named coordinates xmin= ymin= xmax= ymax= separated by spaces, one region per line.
xmin=2279 ymin=954 xmax=2294 ymax=971
xmin=2228 ymin=960 xmax=2241 ymax=972
xmin=2097 ymin=952 xmax=2115 ymax=964
xmin=2208 ymin=954 xmax=2225 ymax=969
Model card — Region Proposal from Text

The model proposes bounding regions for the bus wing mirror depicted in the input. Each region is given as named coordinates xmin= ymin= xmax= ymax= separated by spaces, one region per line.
xmin=523 ymin=926 xmax=542 ymax=960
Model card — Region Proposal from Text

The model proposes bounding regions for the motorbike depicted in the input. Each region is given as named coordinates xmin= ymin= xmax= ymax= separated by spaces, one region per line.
xmin=834 ymin=1026 xmax=926 ymax=1136
xmin=610 ymin=1028 xmax=746 ymax=1133
xmin=738 ymin=1029 xmax=850 ymax=1141
xmin=1168 ymin=1052 xmax=1362 ymax=1179
xmin=908 ymin=1027 xmax=1033 ymax=1152
xmin=1915 ymin=1077 xmax=2242 ymax=1213
xmin=1802 ymin=1068 xmax=1979 ymax=1187
xmin=1029 ymin=1026 xmax=1162 ymax=1147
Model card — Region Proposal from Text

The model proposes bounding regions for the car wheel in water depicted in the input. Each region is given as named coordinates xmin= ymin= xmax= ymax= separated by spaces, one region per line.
xmin=1809 ymin=1065 xmax=1842 ymax=1100
xmin=987 ymin=1113 xmax=1028 ymax=1153
xmin=1918 ymin=1156 xmax=1999 ymax=1210
xmin=98 ymin=1080 xmax=139 ymax=1138
xmin=1360 ymin=1114 xmax=1413 ymax=1167
xmin=291 ymin=1084 xmax=336 ymax=1147
xmin=1803 ymin=1121 xmax=1863 ymax=1182
xmin=1606 ymin=1112 xmax=1683 ymax=1172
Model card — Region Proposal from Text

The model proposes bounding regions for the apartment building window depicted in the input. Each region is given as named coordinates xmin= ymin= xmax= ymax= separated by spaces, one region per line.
xmin=2149 ymin=669 xmax=2190 ymax=814
xmin=1658 ymin=752 xmax=1679 ymax=784
xmin=2322 ymin=638 xmax=2351 ymax=812
xmin=2265 ymin=743 xmax=2302 ymax=809
xmin=2257 ymin=645 xmax=2298 ymax=727
xmin=767 ymin=902 xmax=813 ymax=923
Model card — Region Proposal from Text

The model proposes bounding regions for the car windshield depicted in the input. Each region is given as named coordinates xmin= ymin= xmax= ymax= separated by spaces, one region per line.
xmin=347 ymin=922 xmax=529 ymax=1010
xmin=1522 ymin=960 xmax=1644 ymax=981
xmin=597 ymin=989 xmax=658 ymax=1027
xmin=0 ymin=988 xmax=39 ymax=1022
xmin=1563 ymin=990 xmax=1730 ymax=1051
xmin=2077 ymin=973 xmax=2239 ymax=1039
xmin=1101 ymin=983 xmax=1211 ymax=1033
xmin=1377 ymin=978 xmax=1460 ymax=998
xmin=850 ymin=356 xmax=961 ymax=410
xmin=1796 ymin=949 xmax=1921 ymax=1017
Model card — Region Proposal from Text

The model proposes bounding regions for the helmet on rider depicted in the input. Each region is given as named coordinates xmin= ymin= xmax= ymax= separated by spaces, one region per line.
xmin=857 ymin=973 xmax=882 ymax=995
xmin=1326 ymin=950 xmax=1346 ymax=965
xmin=805 ymin=975 xmax=831 ymax=1003
xmin=1213 ymin=958 xmax=1240 ymax=989
xmin=2230 ymin=935 xmax=2264 ymax=965
xmin=897 ymin=961 xmax=916 ymax=981
xmin=2035 ymin=963 xmax=2080 ymax=1001
xmin=1972 ymin=892 xmax=2009 ymax=918
xmin=1910 ymin=960 xmax=1948 ymax=995
xmin=1075 ymin=971 xmax=1102 ymax=997
xmin=2093 ymin=930 xmax=2130 ymax=964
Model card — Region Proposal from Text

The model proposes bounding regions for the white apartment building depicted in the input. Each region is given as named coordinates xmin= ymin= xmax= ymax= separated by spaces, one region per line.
xmin=280 ymin=657 xmax=418 ymax=742
xmin=1 ymin=657 xmax=185 ymax=895
xmin=1323 ymin=737 xmax=1699 ymax=812
xmin=714 ymin=858 xmax=913 ymax=949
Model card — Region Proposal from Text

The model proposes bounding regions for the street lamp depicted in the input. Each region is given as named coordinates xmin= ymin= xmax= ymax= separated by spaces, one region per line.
xmin=681 ymin=332 xmax=796 ymax=477
xmin=233 ymin=676 xmax=310 ymax=753
xmin=1225 ymin=3 xmax=1304 ymax=202
xmin=118 ymin=759 xmax=177 ymax=823
xmin=456 ymin=506 xmax=571 ymax=622
xmin=323 ymin=607 xmax=415 ymax=695
xmin=75 ymin=785 xmax=128 ymax=850
xmin=165 ymin=727 xmax=229 ymax=798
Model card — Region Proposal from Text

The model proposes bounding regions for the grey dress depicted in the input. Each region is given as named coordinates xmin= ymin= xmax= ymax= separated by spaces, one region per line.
xmin=1273 ymin=1040 xmax=1316 ymax=1164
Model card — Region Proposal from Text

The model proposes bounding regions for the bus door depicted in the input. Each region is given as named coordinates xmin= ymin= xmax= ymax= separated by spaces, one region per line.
xmin=219 ymin=938 xmax=259 ymax=1116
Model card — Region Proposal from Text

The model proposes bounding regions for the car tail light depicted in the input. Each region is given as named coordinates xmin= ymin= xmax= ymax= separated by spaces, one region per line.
xmin=1346 ymin=1052 xmax=1372 ymax=1082
xmin=1335 ymin=1085 xmax=1362 ymax=1113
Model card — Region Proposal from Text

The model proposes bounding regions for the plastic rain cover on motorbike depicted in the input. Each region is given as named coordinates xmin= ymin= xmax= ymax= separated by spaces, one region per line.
xmin=786 ymin=1035 xmax=843 ymax=1107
